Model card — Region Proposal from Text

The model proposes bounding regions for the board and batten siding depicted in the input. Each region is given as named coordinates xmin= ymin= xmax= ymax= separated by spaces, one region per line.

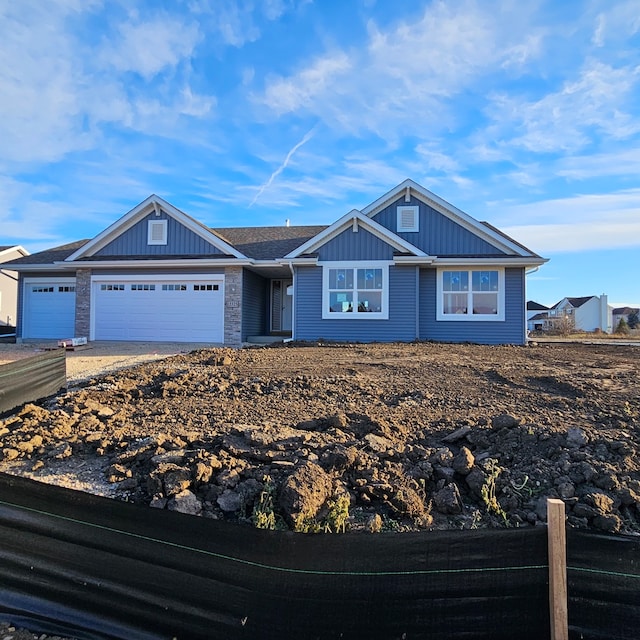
xmin=419 ymin=267 xmax=526 ymax=344
xmin=372 ymin=196 xmax=504 ymax=256
xmin=316 ymin=227 xmax=397 ymax=262
xmin=294 ymin=265 xmax=417 ymax=343
xmin=95 ymin=211 xmax=225 ymax=257
xmin=242 ymin=270 xmax=267 ymax=340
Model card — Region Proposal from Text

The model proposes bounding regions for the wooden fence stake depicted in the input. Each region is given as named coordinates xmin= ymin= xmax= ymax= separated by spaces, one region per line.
xmin=547 ymin=498 xmax=568 ymax=640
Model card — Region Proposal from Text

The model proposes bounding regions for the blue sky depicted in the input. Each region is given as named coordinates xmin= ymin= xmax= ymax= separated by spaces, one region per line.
xmin=1 ymin=0 xmax=639 ymax=308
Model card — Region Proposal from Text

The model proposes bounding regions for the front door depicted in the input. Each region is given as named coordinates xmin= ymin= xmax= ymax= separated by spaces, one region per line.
xmin=271 ymin=279 xmax=293 ymax=333
xmin=282 ymin=280 xmax=293 ymax=331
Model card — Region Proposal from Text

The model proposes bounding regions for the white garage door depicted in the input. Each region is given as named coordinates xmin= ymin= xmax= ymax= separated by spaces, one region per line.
xmin=23 ymin=279 xmax=76 ymax=339
xmin=93 ymin=277 xmax=224 ymax=342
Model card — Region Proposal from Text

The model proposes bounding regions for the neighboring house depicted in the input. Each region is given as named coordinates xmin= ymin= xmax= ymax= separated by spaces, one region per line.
xmin=526 ymin=301 xmax=549 ymax=333
xmin=0 ymin=245 xmax=29 ymax=327
xmin=612 ymin=307 xmax=640 ymax=329
xmin=545 ymin=296 xmax=612 ymax=333
xmin=5 ymin=180 xmax=547 ymax=346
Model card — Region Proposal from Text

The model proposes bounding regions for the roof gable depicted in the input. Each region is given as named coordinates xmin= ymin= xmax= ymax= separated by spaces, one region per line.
xmin=527 ymin=301 xmax=549 ymax=311
xmin=284 ymin=209 xmax=428 ymax=260
xmin=553 ymin=296 xmax=596 ymax=309
xmin=65 ymin=195 xmax=246 ymax=261
xmin=364 ymin=179 xmax=540 ymax=258
xmin=0 ymin=245 xmax=29 ymax=261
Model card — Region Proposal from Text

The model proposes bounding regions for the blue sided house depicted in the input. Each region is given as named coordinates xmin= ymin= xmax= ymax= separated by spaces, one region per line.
xmin=7 ymin=180 xmax=547 ymax=346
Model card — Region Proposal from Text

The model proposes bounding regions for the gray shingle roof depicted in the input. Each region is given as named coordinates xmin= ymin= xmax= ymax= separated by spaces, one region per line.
xmin=1 ymin=240 xmax=89 ymax=266
xmin=552 ymin=296 xmax=595 ymax=309
xmin=212 ymin=225 xmax=328 ymax=260
xmin=527 ymin=301 xmax=549 ymax=311
xmin=2 ymin=225 xmax=330 ymax=266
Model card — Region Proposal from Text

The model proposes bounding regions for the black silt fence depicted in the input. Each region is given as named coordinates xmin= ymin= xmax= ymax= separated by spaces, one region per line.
xmin=0 ymin=473 xmax=638 ymax=639
xmin=0 ymin=349 xmax=66 ymax=415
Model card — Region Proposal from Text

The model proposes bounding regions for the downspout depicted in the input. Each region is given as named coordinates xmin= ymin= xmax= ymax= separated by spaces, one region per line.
xmin=524 ymin=267 xmax=539 ymax=342
xmin=286 ymin=261 xmax=295 ymax=342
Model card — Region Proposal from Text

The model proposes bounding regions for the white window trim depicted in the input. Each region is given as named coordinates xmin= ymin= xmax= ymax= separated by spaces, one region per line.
xmin=147 ymin=219 xmax=168 ymax=245
xmin=321 ymin=261 xmax=390 ymax=320
xmin=397 ymin=205 xmax=419 ymax=232
xmin=436 ymin=267 xmax=505 ymax=322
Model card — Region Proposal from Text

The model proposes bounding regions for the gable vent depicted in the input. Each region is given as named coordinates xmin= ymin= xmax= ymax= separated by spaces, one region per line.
xmin=148 ymin=219 xmax=168 ymax=245
xmin=397 ymin=206 xmax=419 ymax=232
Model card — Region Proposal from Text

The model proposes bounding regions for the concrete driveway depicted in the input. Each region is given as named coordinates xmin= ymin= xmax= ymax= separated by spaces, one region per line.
xmin=0 ymin=340 xmax=223 ymax=385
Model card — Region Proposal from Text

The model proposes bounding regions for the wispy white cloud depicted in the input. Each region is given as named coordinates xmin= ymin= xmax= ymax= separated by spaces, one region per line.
xmin=187 ymin=0 xmax=301 ymax=47
xmin=258 ymin=1 xmax=544 ymax=138
xmin=501 ymin=189 xmax=640 ymax=252
xmin=261 ymin=53 xmax=352 ymax=115
xmin=100 ymin=14 xmax=201 ymax=79
xmin=487 ymin=61 xmax=640 ymax=153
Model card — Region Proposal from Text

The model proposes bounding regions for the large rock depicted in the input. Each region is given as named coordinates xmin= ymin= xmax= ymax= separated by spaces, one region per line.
xmin=434 ymin=483 xmax=463 ymax=514
xmin=491 ymin=414 xmax=519 ymax=429
xmin=167 ymin=490 xmax=202 ymax=515
xmin=279 ymin=462 xmax=333 ymax=524
xmin=452 ymin=447 xmax=475 ymax=475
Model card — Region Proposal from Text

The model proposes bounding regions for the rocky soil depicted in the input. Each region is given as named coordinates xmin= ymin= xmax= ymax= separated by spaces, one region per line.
xmin=1 ymin=341 xmax=639 ymax=535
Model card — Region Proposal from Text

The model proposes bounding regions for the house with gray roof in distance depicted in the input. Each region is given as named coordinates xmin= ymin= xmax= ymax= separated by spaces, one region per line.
xmin=526 ymin=301 xmax=549 ymax=333
xmin=0 ymin=245 xmax=29 ymax=329
xmin=612 ymin=306 xmax=640 ymax=331
xmin=4 ymin=180 xmax=547 ymax=346
xmin=544 ymin=295 xmax=612 ymax=333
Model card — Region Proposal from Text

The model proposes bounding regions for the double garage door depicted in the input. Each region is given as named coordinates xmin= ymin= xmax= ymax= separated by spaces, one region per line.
xmin=93 ymin=277 xmax=225 ymax=342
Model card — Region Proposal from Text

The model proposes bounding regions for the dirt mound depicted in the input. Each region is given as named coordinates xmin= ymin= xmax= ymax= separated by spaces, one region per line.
xmin=1 ymin=342 xmax=639 ymax=534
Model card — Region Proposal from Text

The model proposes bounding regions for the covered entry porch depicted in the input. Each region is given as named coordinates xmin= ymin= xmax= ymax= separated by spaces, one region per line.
xmin=243 ymin=266 xmax=293 ymax=343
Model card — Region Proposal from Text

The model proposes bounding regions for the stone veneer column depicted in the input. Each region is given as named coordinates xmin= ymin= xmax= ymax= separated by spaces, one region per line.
xmin=223 ymin=266 xmax=243 ymax=346
xmin=74 ymin=268 xmax=92 ymax=338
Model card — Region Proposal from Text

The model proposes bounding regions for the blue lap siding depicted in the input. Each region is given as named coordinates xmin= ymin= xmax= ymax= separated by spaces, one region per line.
xmin=294 ymin=265 xmax=417 ymax=343
xmin=419 ymin=267 xmax=526 ymax=344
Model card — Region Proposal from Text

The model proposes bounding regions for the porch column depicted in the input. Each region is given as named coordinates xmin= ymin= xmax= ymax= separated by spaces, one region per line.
xmin=74 ymin=268 xmax=91 ymax=338
xmin=224 ymin=266 xmax=243 ymax=346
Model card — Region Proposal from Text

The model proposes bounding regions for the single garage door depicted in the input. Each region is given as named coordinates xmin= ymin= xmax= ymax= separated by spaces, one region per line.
xmin=93 ymin=277 xmax=224 ymax=342
xmin=22 ymin=279 xmax=76 ymax=339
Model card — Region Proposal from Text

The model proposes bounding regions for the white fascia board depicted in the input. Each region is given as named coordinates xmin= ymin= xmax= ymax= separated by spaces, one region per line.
xmin=0 ymin=245 xmax=29 ymax=259
xmin=9 ymin=263 xmax=76 ymax=271
xmin=284 ymin=208 xmax=426 ymax=259
xmin=65 ymin=195 xmax=247 ymax=261
xmin=277 ymin=257 xmax=319 ymax=266
xmin=363 ymin=179 xmax=533 ymax=257
xmin=432 ymin=257 xmax=548 ymax=267
xmin=54 ymin=258 xmax=252 ymax=269
xmin=393 ymin=256 xmax=436 ymax=265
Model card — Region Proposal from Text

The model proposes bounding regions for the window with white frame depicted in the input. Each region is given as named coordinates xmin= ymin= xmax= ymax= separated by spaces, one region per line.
xmin=322 ymin=263 xmax=389 ymax=319
xmin=147 ymin=219 xmax=168 ymax=245
xmin=437 ymin=268 xmax=504 ymax=321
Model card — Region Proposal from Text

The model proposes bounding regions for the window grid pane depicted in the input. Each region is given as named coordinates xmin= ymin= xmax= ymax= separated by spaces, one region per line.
xmin=443 ymin=271 xmax=468 ymax=292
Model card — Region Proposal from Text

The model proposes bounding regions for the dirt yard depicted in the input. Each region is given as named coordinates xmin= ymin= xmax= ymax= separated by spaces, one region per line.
xmin=1 ymin=341 xmax=639 ymax=535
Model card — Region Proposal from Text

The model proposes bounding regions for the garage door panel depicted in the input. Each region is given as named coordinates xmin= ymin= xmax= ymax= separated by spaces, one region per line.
xmin=93 ymin=279 xmax=224 ymax=342
xmin=23 ymin=282 xmax=76 ymax=339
